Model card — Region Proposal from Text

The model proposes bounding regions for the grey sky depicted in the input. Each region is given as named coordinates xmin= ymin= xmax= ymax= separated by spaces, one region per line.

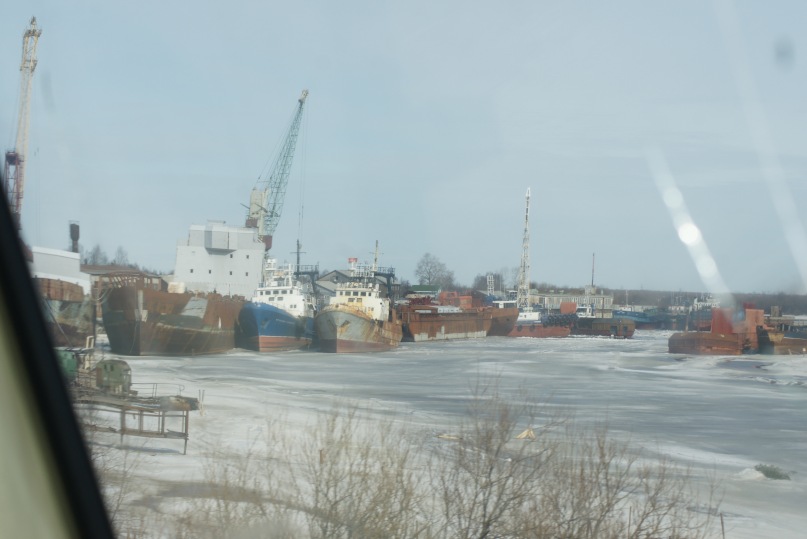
xmin=3 ymin=1 xmax=806 ymax=294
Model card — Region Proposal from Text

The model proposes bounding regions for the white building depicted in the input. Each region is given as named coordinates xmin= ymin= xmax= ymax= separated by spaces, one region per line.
xmin=29 ymin=246 xmax=91 ymax=294
xmin=171 ymin=221 xmax=265 ymax=298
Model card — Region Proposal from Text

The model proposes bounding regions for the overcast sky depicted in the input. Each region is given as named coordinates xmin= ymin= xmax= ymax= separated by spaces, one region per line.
xmin=3 ymin=1 xmax=807 ymax=294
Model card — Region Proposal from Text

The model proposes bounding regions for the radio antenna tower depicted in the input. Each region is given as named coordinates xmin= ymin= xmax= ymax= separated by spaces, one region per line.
xmin=516 ymin=188 xmax=531 ymax=311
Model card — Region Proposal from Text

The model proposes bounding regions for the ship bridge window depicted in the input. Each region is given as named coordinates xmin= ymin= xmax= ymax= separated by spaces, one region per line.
xmin=348 ymin=298 xmax=355 ymax=303
xmin=361 ymin=292 xmax=367 ymax=296
xmin=229 ymin=271 xmax=233 ymax=276
xmin=190 ymin=269 xmax=194 ymax=273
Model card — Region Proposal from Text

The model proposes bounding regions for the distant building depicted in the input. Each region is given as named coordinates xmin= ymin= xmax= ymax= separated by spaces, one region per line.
xmin=532 ymin=285 xmax=614 ymax=314
xmin=171 ymin=221 xmax=265 ymax=298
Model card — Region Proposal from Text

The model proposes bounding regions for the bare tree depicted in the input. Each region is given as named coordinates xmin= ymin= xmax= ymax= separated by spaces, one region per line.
xmin=84 ymin=243 xmax=109 ymax=265
xmin=112 ymin=246 xmax=129 ymax=267
xmin=427 ymin=383 xmax=558 ymax=539
xmin=415 ymin=253 xmax=455 ymax=290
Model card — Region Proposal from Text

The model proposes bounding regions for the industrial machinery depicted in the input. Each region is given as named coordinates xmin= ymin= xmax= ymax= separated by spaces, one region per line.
xmin=3 ymin=17 xmax=42 ymax=230
xmin=246 ymin=90 xmax=309 ymax=252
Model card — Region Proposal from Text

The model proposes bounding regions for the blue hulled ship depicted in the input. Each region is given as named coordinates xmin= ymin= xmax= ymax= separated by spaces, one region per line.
xmin=235 ymin=259 xmax=316 ymax=352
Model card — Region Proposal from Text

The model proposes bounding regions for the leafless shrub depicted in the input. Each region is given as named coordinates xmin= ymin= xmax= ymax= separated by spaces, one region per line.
xmin=293 ymin=404 xmax=425 ymax=539
xmin=425 ymin=382 xmax=559 ymax=539
xmin=79 ymin=384 xmax=721 ymax=539
xmin=516 ymin=423 xmax=719 ymax=539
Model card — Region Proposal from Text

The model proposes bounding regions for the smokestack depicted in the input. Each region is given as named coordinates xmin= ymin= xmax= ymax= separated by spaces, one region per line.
xmin=69 ymin=221 xmax=79 ymax=253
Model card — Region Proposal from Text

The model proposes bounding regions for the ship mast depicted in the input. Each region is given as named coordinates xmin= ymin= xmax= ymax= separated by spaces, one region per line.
xmin=4 ymin=17 xmax=42 ymax=230
xmin=516 ymin=188 xmax=531 ymax=311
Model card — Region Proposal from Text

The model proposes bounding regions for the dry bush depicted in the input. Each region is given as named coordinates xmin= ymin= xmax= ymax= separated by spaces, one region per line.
xmin=427 ymin=383 xmax=559 ymax=539
xmin=293 ymin=404 xmax=425 ymax=539
xmin=516 ymin=424 xmax=719 ymax=539
xmin=80 ymin=385 xmax=721 ymax=539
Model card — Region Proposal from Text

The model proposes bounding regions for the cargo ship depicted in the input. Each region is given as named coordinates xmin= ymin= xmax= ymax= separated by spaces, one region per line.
xmin=235 ymin=258 xmax=316 ymax=352
xmin=102 ymin=282 xmax=244 ymax=356
xmin=668 ymin=306 xmax=765 ymax=355
xmin=314 ymin=257 xmax=402 ymax=353
xmin=101 ymin=221 xmax=266 ymax=356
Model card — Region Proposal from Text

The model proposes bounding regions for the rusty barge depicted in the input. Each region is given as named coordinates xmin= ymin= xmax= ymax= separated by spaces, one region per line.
xmin=102 ymin=281 xmax=244 ymax=356
xmin=668 ymin=306 xmax=766 ymax=355
xmin=398 ymin=291 xmax=518 ymax=342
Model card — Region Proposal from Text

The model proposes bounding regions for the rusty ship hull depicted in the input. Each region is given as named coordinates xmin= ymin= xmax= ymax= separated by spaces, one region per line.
xmin=314 ymin=305 xmax=402 ymax=353
xmin=757 ymin=328 xmax=807 ymax=355
xmin=102 ymin=286 xmax=243 ymax=356
xmin=487 ymin=306 xmax=519 ymax=336
xmin=668 ymin=332 xmax=745 ymax=355
xmin=37 ymin=277 xmax=96 ymax=348
xmin=571 ymin=317 xmax=635 ymax=338
xmin=668 ymin=307 xmax=765 ymax=355
xmin=399 ymin=305 xmax=496 ymax=342
xmin=509 ymin=323 xmax=570 ymax=338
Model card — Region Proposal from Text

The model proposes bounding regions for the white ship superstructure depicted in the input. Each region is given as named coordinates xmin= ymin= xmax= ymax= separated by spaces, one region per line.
xmin=251 ymin=258 xmax=314 ymax=317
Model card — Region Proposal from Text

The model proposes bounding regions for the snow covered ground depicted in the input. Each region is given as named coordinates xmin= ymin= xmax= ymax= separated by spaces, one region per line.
xmin=90 ymin=331 xmax=807 ymax=538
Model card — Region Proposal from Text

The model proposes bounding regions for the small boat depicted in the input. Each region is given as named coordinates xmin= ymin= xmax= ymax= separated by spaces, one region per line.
xmin=314 ymin=255 xmax=402 ymax=353
xmin=235 ymin=258 xmax=316 ymax=352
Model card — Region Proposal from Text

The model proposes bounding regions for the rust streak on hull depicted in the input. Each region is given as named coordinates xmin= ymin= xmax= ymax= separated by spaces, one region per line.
xmin=314 ymin=305 xmax=402 ymax=353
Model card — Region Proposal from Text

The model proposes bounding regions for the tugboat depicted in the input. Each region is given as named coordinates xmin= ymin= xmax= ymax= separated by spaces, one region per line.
xmin=314 ymin=248 xmax=402 ymax=353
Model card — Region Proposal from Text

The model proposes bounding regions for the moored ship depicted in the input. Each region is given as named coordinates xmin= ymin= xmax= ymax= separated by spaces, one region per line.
xmin=399 ymin=293 xmax=493 ymax=342
xmin=102 ymin=277 xmax=244 ymax=356
xmin=29 ymin=238 xmax=96 ymax=348
xmin=101 ymin=221 xmax=266 ymax=356
xmin=668 ymin=306 xmax=765 ymax=355
xmin=314 ymin=256 xmax=402 ymax=353
xmin=757 ymin=328 xmax=807 ymax=355
xmin=509 ymin=308 xmax=572 ymax=338
xmin=571 ymin=315 xmax=635 ymax=338
xmin=235 ymin=258 xmax=317 ymax=352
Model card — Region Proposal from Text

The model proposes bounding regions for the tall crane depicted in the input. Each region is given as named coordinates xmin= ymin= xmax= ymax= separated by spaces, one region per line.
xmin=3 ymin=17 xmax=42 ymax=230
xmin=516 ymin=188 xmax=531 ymax=311
xmin=246 ymin=90 xmax=308 ymax=251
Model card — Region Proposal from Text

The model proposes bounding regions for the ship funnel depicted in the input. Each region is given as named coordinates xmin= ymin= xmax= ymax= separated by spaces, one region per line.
xmin=69 ymin=221 xmax=80 ymax=253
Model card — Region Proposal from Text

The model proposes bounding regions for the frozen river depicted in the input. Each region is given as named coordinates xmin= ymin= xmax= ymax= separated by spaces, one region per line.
xmin=115 ymin=331 xmax=806 ymax=538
